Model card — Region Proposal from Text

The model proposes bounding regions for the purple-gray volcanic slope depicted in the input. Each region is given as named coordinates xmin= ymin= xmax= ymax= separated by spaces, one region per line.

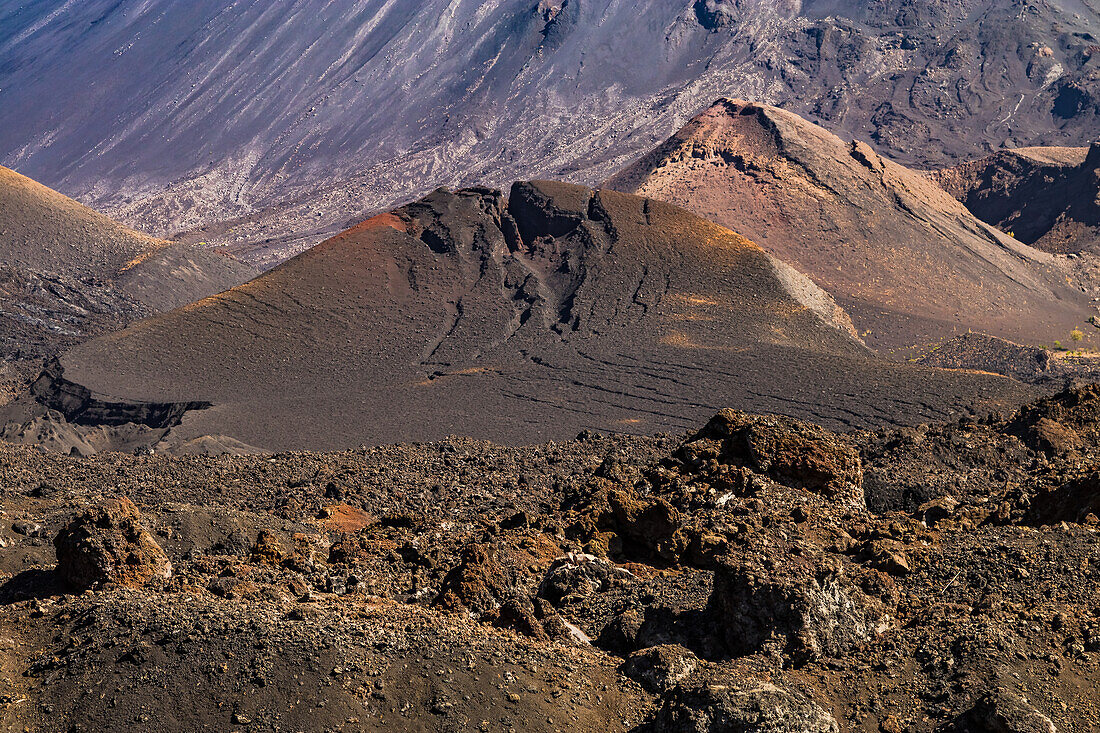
xmin=0 ymin=0 xmax=1097 ymax=261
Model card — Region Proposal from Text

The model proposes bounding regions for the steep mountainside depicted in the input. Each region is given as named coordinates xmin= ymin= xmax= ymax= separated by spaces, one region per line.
xmin=0 ymin=0 xmax=1096 ymax=260
xmin=932 ymin=143 xmax=1100 ymax=254
xmin=0 ymin=166 xmax=258 ymax=360
xmin=604 ymin=99 xmax=1095 ymax=350
xmin=4 ymin=182 xmax=1032 ymax=452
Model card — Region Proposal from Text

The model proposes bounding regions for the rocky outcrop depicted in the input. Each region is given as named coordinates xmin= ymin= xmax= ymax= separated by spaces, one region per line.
xmin=933 ymin=144 xmax=1100 ymax=255
xmin=645 ymin=678 xmax=840 ymax=732
xmin=712 ymin=552 xmax=887 ymax=664
xmin=54 ymin=497 xmax=172 ymax=589
xmin=913 ymin=333 xmax=1100 ymax=387
xmin=29 ymin=359 xmax=210 ymax=429
xmin=1004 ymin=384 xmax=1100 ymax=454
xmin=669 ymin=410 xmax=865 ymax=510
xmin=605 ymin=99 xmax=1094 ymax=350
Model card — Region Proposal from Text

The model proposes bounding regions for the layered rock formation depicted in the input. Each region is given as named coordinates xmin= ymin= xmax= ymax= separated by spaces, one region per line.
xmin=605 ymin=99 xmax=1094 ymax=349
xmin=933 ymin=143 xmax=1100 ymax=255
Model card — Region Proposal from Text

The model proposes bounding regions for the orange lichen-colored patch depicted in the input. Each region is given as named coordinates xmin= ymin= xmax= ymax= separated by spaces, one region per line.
xmin=616 ymin=418 xmax=644 ymax=425
xmin=320 ymin=504 xmax=376 ymax=533
xmin=660 ymin=331 xmax=700 ymax=348
xmin=668 ymin=293 xmax=723 ymax=308
xmin=412 ymin=366 xmax=498 ymax=387
xmin=343 ymin=212 xmax=408 ymax=237
xmin=668 ymin=313 xmax=717 ymax=322
xmin=115 ymin=239 xmax=171 ymax=273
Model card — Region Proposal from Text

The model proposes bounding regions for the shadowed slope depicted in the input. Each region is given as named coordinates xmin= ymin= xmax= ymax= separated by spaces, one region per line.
xmin=605 ymin=100 xmax=1093 ymax=350
xmin=0 ymin=166 xmax=259 ymax=358
xmin=14 ymin=182 xmax=1034 ymax=451
xmin=932 ymin=144 xmax=1100 ymax=255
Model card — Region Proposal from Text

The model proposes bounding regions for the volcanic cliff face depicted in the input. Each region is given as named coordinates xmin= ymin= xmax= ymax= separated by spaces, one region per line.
xmin=0 ymin=167 xmax=259 ymax=361
xmin=604 ymin=99 xmax=1095 ymax=350
xmin=0 ymin=0 xmax=1096 ymax=260
xmin=4 ymin=182 xmax=1034 ymax=452
xmin=932 ymin=143 xmax=1100 ymax=255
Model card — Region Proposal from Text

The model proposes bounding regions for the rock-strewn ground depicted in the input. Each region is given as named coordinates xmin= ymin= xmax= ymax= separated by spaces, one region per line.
xmin=3 ymin=385 xmax=1100 ymax=731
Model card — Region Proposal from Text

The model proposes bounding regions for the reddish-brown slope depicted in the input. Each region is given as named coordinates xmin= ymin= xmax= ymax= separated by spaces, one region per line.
xmin=604 ymin=100 xmax=1093 ymax=351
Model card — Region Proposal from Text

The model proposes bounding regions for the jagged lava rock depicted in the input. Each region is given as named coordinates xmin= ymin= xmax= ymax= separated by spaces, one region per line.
xmin=54 ymin=497 xmax=172 ymax=589
xmin=933 ymin=143 xmax=1100 ymax=255
xmin=645 ymin=678 xmax=839 ymax=733
xmin=673 ymin=409 xmax=865 ymax=510
xmin=712 ymin=551 xmax=887 ymax=665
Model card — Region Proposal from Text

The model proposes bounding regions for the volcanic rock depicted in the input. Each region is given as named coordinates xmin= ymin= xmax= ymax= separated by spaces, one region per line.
xmin=963 ymin=689 xmax=1058 ymax=733
xmin=673 ymin=409 xmax=864 ymax=509
xmin=605 ymin=100 xmax=1093 ymax=349
xmin=711 ymin=552 xmax=886 ymax=664
xmin=3 ymin=390 xmax=1100 ymax=730
xmin=53 ymin=497 xmax=172 ymax=589
xmin=912 ymin=333 xmax=1100 ymax=386
xmin=5 ymin=181 xmax=1037 ymax=452
xmin=1004 ymin=384 xmax=1100 ymax=453
xmin=645 ymin=678 xmax=840 ymax=733
xmin=933 ymin=144 xmax=1100 ymax=255
xmin=539 ymin=553 xmax=635 ymax=605
xmin=622 ymin=644 xmax=699 ymax=694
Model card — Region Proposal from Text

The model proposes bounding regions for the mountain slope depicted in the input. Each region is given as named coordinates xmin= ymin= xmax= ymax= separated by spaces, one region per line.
xmin=0 ymin=0 xmax=1096 ymax=258
xmin=604 ymin=99 xmax=1095 ymax=350
xmin=0 ymin=166 xmax=259 ymax=359
xmin=931 ymin=144 xmax=1100 ymax=255
xmin=9 ymin=182 xmax=1034 ymax=452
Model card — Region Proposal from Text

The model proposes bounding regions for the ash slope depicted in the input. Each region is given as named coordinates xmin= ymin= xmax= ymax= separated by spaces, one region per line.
xmin=605 ymin=99 xmax=1095 ymax=350
xmin=932 ymin=143 xmax=1100 ymax=255
xmin=13 ymin=181 xmax=1035 ymax=452
xmin=0 ymin=0 xmax=1097 ymax=254
xmin=0 ymin=166 xmax=259 ymax=360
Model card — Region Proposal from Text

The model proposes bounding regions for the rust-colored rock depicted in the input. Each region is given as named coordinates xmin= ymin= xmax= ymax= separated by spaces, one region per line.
xmin=674 ymin=409 xmax=864 ymax=510
xmin=53 ymin=497 xmax=172 ymax=589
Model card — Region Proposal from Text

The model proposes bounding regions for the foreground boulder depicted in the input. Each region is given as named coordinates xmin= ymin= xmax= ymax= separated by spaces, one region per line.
xmin=644 ymin=679 xmax=839 ymax=733
xmin=671 ymin=410 xmax=864 ymax=510
xmin=54 ymin=497 xmax=172 ymax=589
xmin=712 ymin=552 xmax=887 ymax=665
